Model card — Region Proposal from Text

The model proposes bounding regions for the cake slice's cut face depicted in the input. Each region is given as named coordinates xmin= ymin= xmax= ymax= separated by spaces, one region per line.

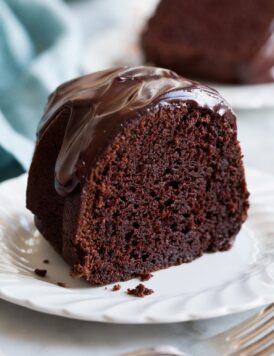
xmin=73 ymin=103 xmax=248 ymax=285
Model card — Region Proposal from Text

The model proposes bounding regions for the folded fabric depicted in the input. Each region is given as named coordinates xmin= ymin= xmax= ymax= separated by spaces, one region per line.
xmin=0 ymin=0 xmax=82 ymax=174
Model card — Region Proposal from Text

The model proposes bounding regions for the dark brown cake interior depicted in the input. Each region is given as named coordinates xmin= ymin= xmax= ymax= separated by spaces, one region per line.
xmin=66 ymin=103 xmax=248 ymax=284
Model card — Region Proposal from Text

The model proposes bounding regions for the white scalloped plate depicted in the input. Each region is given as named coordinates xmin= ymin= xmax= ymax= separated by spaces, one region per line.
xmin=0 ymin=168 xmax=274 ymax=324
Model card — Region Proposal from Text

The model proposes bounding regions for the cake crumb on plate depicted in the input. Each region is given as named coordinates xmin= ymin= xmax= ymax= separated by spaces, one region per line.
xmin=34 ymin=268 xmax=47 ymax=277
xmin=127 ymin=284 xmax=154 ymax=297
xmin=112 ymin=284 xmax=121 ymax=291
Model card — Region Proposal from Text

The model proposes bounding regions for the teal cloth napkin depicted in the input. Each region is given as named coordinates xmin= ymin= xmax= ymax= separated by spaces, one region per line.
xmin=0 ymin=0 xmax=81 ymax=180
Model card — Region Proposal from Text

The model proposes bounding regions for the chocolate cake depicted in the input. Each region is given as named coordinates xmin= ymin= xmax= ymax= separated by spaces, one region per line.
xmin=142 ymin=0 xmax=274 ymax=84
xmin=26 ymin=66 xmax=249 ymax=285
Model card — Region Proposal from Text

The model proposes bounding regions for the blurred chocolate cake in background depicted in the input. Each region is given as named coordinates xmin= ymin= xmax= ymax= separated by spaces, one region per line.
xmin=142 ymin=0 xmax=274 ymax=84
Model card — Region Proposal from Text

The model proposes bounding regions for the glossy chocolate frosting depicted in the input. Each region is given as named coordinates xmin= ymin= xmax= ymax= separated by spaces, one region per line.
xmin=38 ymin=66 xmax=234 ymax=196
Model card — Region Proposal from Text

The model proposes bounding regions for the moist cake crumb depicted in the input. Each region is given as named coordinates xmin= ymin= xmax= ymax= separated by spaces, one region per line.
xmin=127 ymin=284 xmax=154 ymax=297
xmin=139 ymin=272 xmax=153 ymax=281
xmin=34 ymin=268 xmax=47 ymax=277
xmin=112 ymin=284 xmax=121 ymax=291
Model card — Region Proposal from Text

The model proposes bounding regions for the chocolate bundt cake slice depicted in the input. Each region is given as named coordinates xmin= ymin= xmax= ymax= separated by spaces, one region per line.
xmin=27 ymin=66 xmax=249 ymax=285
xmin=142 ymin=0 xmax=274 ymax=84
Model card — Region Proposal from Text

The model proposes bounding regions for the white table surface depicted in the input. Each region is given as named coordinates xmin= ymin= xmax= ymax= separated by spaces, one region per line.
xmin=1 ymin=1 xmax=274 ymax=355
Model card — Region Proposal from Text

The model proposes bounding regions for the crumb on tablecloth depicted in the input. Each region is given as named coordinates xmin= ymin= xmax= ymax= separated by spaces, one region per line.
xmin=112 ymin=284 xmax=121 ymax=291
xmin=43 ymin=259 xmax=49 ymax=264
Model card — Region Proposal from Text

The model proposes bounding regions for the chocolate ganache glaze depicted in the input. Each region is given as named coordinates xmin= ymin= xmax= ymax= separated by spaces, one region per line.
xmin=38 ymin=66 xmax=234 ymax=196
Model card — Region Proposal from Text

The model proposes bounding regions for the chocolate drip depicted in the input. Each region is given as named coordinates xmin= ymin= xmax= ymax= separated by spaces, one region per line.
xmin=38 ymin=66 xmax=234 ymax=196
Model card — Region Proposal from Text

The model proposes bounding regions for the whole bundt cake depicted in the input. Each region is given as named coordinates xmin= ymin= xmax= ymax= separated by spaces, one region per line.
xmin=26 ymin=66 xmax=249 ymax=285
xmin=142 ymin=0 xmax=274 ymax=84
